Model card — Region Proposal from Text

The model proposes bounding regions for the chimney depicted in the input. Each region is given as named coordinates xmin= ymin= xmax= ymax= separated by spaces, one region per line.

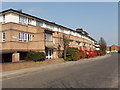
xmin=76 ymin=28 xmax=83 ymax=33
xmin=17 ymin=9 xmax=22 ymax=12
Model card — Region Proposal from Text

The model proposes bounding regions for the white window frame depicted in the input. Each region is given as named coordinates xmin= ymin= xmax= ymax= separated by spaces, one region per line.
xmin=19 ymin=15 xmax=27 ymax=25
xmin=3 ymin=15 xmax=5 ymax=23
xmin=36 ymin=20 xmax=43 ymax=26
xmin=28 ymin=34 xmax=32 ymax=41
xmin=2 ymin=32 xmax=5 ymax=42
xmin=28 ymin=18 xmax=32 ymax=24
xmin=45 ymin=33 xmax=52 ymax=41
xmin=18 ymin=32 xmax=24 ymax=42
xmin=24 ymin=33 xmax=28 ymax=42
xmin=18 ymin=32 xmax=32 ymax=42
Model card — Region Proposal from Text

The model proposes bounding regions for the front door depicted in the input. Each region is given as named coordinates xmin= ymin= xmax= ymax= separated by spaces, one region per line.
xmin=46 ymin=49 xmax=53 ymax=59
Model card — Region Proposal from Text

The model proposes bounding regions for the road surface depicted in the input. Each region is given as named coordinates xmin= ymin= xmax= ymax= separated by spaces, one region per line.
xmin=2 ymin=53 xmax=118 ymax=88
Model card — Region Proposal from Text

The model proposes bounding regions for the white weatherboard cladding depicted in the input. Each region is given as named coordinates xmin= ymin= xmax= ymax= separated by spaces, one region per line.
xmin=31 ymin=19 xmax=36 ymax=26
xmin=0 ymin=15 xmax=3 ymax=23
xmin=4 ymin=13 xmax=12 ymax=23
xmin=73 ymin=32 xmax=75 ymax=36
xmin=81 ymin=35 xmax=84 ymax=38
xmin=64 ymin=30 xmax=69 ymax=34
xmin=41 ymin=23 xmax=46 ymax=28
xmin=73 ymin=32 xmax=76 ymax=36
xmin=53 ymin=27 xmax=57 ymax=31
xmin=5 ymin=13 xmax=19 ymax=23
xmin=60 ymin=28 xmax=64 ymax=33
xmin=1 ymin=12 xmax=94 ymax=43
xmin=67 ymin=30 xmax=70 ymax=34
xmin=78 ymin=34 xmax=81 ymax=38
xmin=12 ymin=14 xmax=19 ymax=23
xmin=71 ymin=31 xmax=74 ymax=36
xmin=76 ymin=33 xmax=79 ymax=37
xmin=54 ymin=27 xmax=59 ymax=32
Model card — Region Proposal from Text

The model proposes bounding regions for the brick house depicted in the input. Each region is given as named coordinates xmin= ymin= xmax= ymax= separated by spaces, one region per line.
xmin=0 ymin=9 xmax=96 ymax=63
xmin=107 ymin=45 xmax=120 ymax=52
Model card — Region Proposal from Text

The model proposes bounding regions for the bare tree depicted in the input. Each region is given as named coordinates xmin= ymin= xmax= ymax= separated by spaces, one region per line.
xmin=99 ymin=37 xmax=107 ymax=52
xmin=57 ymin=33 xmax=70 ymax=60
xmin=62 ymin=34 xmax=70 ymax=60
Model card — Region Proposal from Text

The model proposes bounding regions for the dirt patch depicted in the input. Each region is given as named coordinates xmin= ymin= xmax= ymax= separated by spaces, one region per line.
xmin=2 ymin=58 xmax=64 ymax=72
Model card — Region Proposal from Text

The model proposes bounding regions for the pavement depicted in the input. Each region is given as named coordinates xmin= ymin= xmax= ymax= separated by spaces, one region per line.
xmin=1 ymin=54 xmax=111 ymax=80
xmin=2 ymin=53 xmax=118 ymax=88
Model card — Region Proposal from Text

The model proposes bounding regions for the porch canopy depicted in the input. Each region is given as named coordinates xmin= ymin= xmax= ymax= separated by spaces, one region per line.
xmin=45 ymin=46 xmax=56 ymax=49
xmin=45 ymin=30 xmax=54 ymax=34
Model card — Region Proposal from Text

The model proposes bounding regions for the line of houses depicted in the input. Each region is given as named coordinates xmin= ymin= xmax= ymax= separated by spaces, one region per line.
xmin=107 ymin=45 xmax=120 ymax=53
xmin=0 ymin=9 xmax=100 ymax=63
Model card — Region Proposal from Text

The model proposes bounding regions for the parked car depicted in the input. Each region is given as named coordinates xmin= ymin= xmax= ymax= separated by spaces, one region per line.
xmin=106 ymin=51 xmax=110 ymax=54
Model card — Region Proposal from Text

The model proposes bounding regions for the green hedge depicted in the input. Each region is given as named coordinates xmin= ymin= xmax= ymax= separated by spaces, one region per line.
xmin=66 ymin=47 xmax=79 ymax=61
xmin=26 ymin=51 xmax=46 ymax=61
xmin=98 ymin=50 xmax=106 ymax=55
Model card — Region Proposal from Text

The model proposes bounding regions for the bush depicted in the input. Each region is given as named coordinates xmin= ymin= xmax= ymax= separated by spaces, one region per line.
xmin=66 ymin=47 xmax=79 ymax=61
xmin=26 ymin=51 xmax=46 ymax=61
xmin=98 ymin=50 xmax=106 ymax=55
xmin=78 ymin=52 xmax=87 ymax=59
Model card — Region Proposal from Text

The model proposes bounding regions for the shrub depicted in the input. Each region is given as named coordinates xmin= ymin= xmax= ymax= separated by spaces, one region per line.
xmin=26 ymin=51 xmax=46 ymax=61
xmin=98 ymin=50 xmax=106 ymax=55
xmin=78 ymin=52 xmax=87 ymax=59
xmin=66 ymin=47 xmax=79 ymax=61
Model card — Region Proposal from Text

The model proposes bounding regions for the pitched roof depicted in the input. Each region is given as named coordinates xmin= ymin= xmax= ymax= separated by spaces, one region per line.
xmin=1 ymin=9 xmax=96 ymax=41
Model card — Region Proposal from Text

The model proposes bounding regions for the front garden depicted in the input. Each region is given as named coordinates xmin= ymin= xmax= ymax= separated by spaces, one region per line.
xmin=65 ymin=47 xmax=106 ymax=61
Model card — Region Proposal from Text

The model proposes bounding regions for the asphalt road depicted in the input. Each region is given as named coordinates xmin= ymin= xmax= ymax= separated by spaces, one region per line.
xmin=2 ymin=53 xmax=118 ymax=88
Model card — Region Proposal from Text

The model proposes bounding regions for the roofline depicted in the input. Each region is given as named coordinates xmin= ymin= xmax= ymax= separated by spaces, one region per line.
xmin=1 ymin=9 xmax=75 ymax=31
xmin=1 ymin=9 xmax=96 ymax=41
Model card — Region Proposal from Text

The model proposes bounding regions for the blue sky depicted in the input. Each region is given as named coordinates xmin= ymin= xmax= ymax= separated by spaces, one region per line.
xmin=2 ymin=2 xmax=118 ymax=46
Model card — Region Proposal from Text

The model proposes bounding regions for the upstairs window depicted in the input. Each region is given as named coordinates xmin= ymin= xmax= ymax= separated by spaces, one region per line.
xmin=3 ymin=15 xmax=5 ymax=23
xmin=2 ymin=32 xmax=5 ymax=42
xmin=45 ymin=24 xmax=54 ymax=29
xmin=45 ymin=33 xmax=52 ymax=41
xmin=28 ymin=18 xmax=32 ymax=24
xmin=36 ymin=21 xmax=43 ymax=26
xmin=19 ymin=15 xmax=27 ymax=25
xmin=59 ymin=28 xmax=64 ymax=33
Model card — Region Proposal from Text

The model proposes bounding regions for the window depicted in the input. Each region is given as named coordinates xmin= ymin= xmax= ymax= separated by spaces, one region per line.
xmin=18 ymin=32 xmax=24 ymax=42
xmin=59 ymin=28 xmax=64 ymax=33
xmin=36 ymin=21 xmax=43 ymax=26
xmin=24 ymin=33 xmax=28 ymax=42
xmin=45 ymin=33 xmax=52 ymax=41
xmin=28 ymin=34 xmax=32 ymax=41
xmin=18 ymin=32 xmax=32 ymax=42
xmin=2 ymin=32 xmax=5 ymax=42
xmin=3 ymin=15 xmax=5 ymax=23
xmin=19 ymin=15 xmax=27 ymax=25
xmin=28 ymin=18 xmax=32 ymax=24
xmin=45 ymin=24 xmax=54 ymax=29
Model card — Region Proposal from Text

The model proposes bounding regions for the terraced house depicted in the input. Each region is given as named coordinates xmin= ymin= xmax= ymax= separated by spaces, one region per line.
xmin=0 ymin=9 xmax=96 ymax=63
